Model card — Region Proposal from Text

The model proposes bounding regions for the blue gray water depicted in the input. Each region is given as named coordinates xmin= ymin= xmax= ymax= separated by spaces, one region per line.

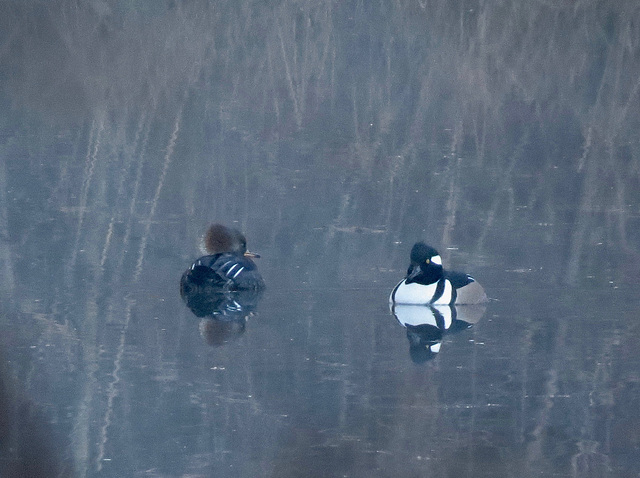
xmin=1 ymin=2 xmax=640 ymax=477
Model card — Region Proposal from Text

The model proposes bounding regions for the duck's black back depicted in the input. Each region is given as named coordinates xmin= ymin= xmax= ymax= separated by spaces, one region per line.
xmin=190 ymin=253 xmax=264 ymax=291
xmin=444 ymin=270 xmax=475 ymax=289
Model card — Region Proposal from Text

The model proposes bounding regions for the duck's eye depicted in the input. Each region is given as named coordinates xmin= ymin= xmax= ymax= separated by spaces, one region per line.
xmin=425 ymin=258 xmax=430 ymax=264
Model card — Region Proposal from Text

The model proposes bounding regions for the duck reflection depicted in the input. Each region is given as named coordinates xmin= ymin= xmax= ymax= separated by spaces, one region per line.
xmin=391 ymin=304 xmax=486 ymax=363
xmin=180 ymin=267 xmax=263 ymax=346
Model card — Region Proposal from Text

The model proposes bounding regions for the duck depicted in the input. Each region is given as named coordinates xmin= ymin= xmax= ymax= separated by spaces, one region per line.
xmin=180 ymin=224 xmax=265 ymax=293
xmin=390 ymin=242 xmax=487 ymax=305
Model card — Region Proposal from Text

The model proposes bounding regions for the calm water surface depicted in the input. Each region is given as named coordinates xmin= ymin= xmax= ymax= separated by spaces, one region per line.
xmin=2 ymin=2 xmax=640 ymax=477
xmin=4 ymin=233 xmax=639 ymax=477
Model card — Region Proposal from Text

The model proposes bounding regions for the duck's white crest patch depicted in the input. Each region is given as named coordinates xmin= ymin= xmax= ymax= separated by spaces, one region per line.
xmin=431 ymin=255 xmax=442 ymax=265
xmin=430 ymin=343 xmax=441 ymax=353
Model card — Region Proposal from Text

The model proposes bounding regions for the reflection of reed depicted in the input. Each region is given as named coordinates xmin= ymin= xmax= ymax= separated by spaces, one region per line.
xmin=0 ymin=156 xmax=14 ymax=299
xmin=476 ymin=129 xmax=530 ymax=254
xmin=119 ymin=106 xmax=154 ymax=273
xmin=134 ymin=105 xmax=183 ymax=282
xmin=97 ymin=102 xmax=185 ymax=472
xmin=68 ymin=117 xmax=104 ymax=277
xmin=3 ymin=3 xmax=638 ymax=274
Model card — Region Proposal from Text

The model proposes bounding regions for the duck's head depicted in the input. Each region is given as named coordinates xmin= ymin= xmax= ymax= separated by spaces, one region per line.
xmin=204 ymin=223 xmax=260 ymax=258
xmin=405 ymin=242 xmax=443 ymax=284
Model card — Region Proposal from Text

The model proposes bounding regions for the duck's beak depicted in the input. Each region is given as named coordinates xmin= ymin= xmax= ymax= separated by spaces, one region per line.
xmin=405 ymin=265 xmax=420 ymax=283
xmin=244 ymin=250 xmax=260 ymax=259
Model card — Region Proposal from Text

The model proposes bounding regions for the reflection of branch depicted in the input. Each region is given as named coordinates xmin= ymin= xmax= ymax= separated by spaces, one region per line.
xmin=68 ymin=117 xmax=104 ymax=278
xmin=441 ymin=122 xmax=463 ymax=261
xmin=566 ymin=138 xmax=599 ymax=285
xmin=266 ymin=45 xmax=281 ymax=129
xmin=134 ymin=105 xmax=183 ymax=282
xmin=476 ymin=129 xmax=529 ymax=252
xmin=276 ymin=13 xmax=302 ymax=129
xmin=71 ymin=297 xmax=99 ymax=477
xmin=569 ymin=347 xmax=614 ymax=475
xmin=524 ymin=318 xmax=568 ymax=472
xmin=0 ymin=155 xmax=14 ymax=296
xmin=96 ymin=297 xmax=134 ymax=472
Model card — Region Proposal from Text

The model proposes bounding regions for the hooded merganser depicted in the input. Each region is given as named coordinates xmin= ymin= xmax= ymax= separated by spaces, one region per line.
xmin=390 ymin=242 xmax=487 ymax=305
xmin=180 ymin=224 xmax=265 ymax=292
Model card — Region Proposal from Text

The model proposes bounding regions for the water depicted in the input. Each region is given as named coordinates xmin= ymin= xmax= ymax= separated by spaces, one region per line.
xmin=1 ymin=1 xmax=640 ymax=477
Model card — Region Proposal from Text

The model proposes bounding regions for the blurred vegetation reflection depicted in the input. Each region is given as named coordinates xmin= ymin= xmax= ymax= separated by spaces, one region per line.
xmin=1 ymin=1 xmax=640 ymax=477
xmin=1 ymin=1 xmax=639 ymax=286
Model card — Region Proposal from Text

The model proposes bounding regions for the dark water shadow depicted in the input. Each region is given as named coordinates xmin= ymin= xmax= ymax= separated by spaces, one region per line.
xmin=0 ymin=348 xmax=74 ymax=477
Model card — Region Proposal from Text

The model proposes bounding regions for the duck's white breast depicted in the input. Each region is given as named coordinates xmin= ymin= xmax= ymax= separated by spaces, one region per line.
xmin=433 ymin=282 xmax=453 ymax=304
xmin=390 ymin=279 xmax=453 ymax=305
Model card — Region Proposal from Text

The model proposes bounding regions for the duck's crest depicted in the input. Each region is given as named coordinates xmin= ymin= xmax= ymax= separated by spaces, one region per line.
xmin=204 ymin=224 xmax=233 ymax=254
